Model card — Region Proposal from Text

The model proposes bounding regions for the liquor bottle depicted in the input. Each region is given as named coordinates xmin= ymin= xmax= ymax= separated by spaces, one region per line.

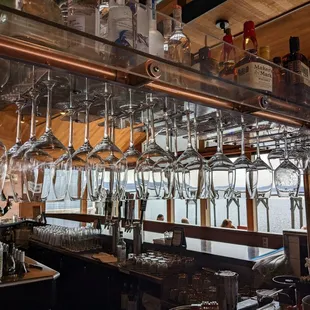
xmin=108 ymin=0 xmax=133 ymax=48
xmin=136 ymin=0 xmax=149 ymax=53
xmin=120 ymin=282 xmax=128 ymax=310
xmin=117 ymin=231 xmax=126 ymax=263
xmin=97 ymin=0 xmax=109 ymax=56
xmin=219 ymin=28 xmax=235 ymax=81
xmin=168 ymin=5 xmax=191 ymax=65
xmin=0 ymin=242 xmax=3 ymax=278
xmin=235 ymin=21 xmax=273 ymax=93
xmin=273 ymin=56 xmax=286 ymax=98
xmin=6 ymin=243 xmax=15 ymax=276
xmin=68 ymin=0 xmax=98 ymax=34
xmin=148 ymin=0 xmax=164 ymax=57
xmin=163 ymin=18 xmax=172 ymax=60
xmin=282 ymin=36 xmax=310 ymax=104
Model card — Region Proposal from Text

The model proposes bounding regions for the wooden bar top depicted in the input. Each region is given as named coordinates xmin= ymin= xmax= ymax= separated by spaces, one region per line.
xmin=0 ymin=256 xmax=60 ymax=288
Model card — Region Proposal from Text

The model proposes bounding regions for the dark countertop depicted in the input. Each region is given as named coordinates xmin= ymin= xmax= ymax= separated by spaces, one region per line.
xmin=46 ymin=217 xmax=278 ymax=263
xmin=0 ymin=219 xmax=37 ymax=228
xmin=0 ymin=256 xmax=60 ymax=288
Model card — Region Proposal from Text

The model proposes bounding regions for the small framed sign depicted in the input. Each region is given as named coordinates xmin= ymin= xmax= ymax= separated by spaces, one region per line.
xmin=171 ymin=226 xmax=187 ymax=248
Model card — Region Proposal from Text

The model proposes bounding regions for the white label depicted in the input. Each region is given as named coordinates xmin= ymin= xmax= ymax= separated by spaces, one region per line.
xmin=236 ymin=61 xmax=273 ymax=92
xmin=289 ymin=60 xmax=310 ymax=87
xmin=27 ymin=181 xmax=42 ymax=194
xmin=68 ymin=15 xmax=86 ymax=32
xmin=108 ymin=7 xmax=133 ymax=47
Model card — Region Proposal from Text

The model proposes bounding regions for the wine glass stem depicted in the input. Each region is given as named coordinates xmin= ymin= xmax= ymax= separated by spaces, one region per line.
xmin=68 ymin=114 xmax=73 ymax=148
xmin=30 ymin=95 xmax=37 ymax=140
xmin=84 ymin=105 xmax=90 ymax=143
xmin=104 ymin=97 xmax=109 ymax=139
xmin=216 ymin=118 xmax=223 ymax=153
xmin=186 ymin=110 xmax=192 ymax=148
xmin=16 ymin=107 xmax=22 ymax=144
xmin=174 ymin=103 xmax=178 ymax=157
xmin=241 ymin=115 xmax=245 ymax=156
xmin=129 ymin=113 xmax=134 ymax=148
xmin=149 ymin=106 xmax=155 ymax=144
xmin=284 ymin=130 xmax=288 ymax=160
xmin=45 ymin=85 xmax=53 ymax=133
xmin=256 ymin=131 xmax=260 ymax=159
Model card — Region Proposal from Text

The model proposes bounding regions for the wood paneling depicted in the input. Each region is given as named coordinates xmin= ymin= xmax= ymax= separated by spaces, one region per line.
xmin=184 ymin=1 xmax=310 ymax=55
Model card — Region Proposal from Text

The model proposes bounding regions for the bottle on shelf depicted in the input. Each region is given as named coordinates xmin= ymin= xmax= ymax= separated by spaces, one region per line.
xmin=148 ymin=0 xmax=164 ymax=57
xmin=163 ymin=18 xmax=172 ymax=60
xmin=219 ymin=28 xmax=236 ymax=81
xmin=117 ymin=231 xmax=126 ymax=263
xmin=108 ymin=0 xmax=133 ymax=48
xmin=235 ymin=20 xmax=273 ymax=94
xmin=168 ymin=4 xmax=191 ymax=65
xmin=273 ymin=56 xmax=286 ymax=98
xmin=282 ymin=36 xmax=310 ymax=104
xmin=98 ymin=0 xmax=109 ymax=39
xmin=68 ymin=0 xmax=98 ymax=34
xmin=97 ymin=0 xmax=109 ymax=56
xmin=135 ymin=0 xmax=149 ymax=53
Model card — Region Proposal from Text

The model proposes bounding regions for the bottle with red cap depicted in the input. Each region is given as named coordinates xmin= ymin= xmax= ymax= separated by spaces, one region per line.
xmin=219 ymin=28 xmax=236 ymax=81
xmin=235 ymin=20 xmax=273 ymax=94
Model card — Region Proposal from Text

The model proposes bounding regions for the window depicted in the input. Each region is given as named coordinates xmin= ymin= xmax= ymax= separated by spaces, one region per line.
xmin=174 ymin=199 xmax=200 ymax=225
xmin=145 ymin=200 xmax=167 ymax=222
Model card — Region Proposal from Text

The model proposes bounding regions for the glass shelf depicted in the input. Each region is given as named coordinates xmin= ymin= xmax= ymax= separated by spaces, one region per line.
xmin=0 ymin=4 xmax=309 ymax=128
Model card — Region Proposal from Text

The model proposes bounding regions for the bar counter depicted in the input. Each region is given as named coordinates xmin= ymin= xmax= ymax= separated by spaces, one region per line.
xmin=0 ymin=256 xmax=59 ymax=288
xmin=46 ymin=217 xmax=279 ymax=265
xmin=0 ymin=256 xmax=59 ymax=310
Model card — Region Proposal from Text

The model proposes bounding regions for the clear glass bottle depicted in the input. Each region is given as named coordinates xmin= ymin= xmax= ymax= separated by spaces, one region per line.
xmin=235 ymin=21 xmax=273 ymax=93
xmin=219 ymin=28 xmax=235 ymax=81
xmin=97 ymin=0 xmax=109 ymax=56
xmin=148 ymin=0 xmax=164 ymax=57
xmin=108 ymin=0 xmax=133 ymax=47
xmin=282 ymin=36 xmax=310 ymax=104
xmin=117 ymin=231 xmax=126 ymax=263
xmin=163 ymin=18 xmax=172 ymax=60
xmin=148 ymin=0 xmax=163 ymax=57
xmin=135 ymin=0 xmax=148 ymax=53
xmin=168 ymin=5 xmax=191 ymax=65
xmin=68 ymin=0 xmax=98 ymax=34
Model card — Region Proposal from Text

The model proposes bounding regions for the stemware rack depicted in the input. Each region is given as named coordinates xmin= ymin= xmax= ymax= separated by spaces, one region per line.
xmin=1 ymin=4 xmax=310 ymax=249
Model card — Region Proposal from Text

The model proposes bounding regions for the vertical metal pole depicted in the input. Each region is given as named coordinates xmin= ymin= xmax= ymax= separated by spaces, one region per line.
xmin=302 ymin=170 xmax=310 ymax=256
xmin=290 ymin=197 xmax=295 ymax=229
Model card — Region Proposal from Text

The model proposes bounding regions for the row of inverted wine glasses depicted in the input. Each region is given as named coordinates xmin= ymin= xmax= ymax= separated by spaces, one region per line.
xmin=0 ymin=66 xmax=306 ymax=202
